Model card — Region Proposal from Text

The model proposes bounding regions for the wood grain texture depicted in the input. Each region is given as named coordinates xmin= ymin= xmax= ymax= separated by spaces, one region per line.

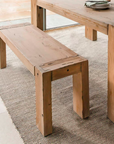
xmin=108 ymin=25 xmax=114 ymax=123
xmin=31 ymin=0 xmax=37 ymax=26
xmin=37 ymin=6 xmax=46 ymax=30
xmin=0 ymin=24 xmax=77 ymax=75
xmin=73 ymin=61 xmax=89 ymax=119
xmin=0 ymin=38 xmax=6 ymax=69
xmin=36 ymin=60 xmax=89 ymax=135
xmin=35 ymin=68 xmax=52 ymax=136
xmin=85 ymin=26 xmax=97 ymax=41
xmin=36 ymin=0 xmax=112 ymax=34
xmin=0 ymin=27 xmax=35 ymax=75
xmin=51 ymin=63 xmax=81 ymax=81
xmin=41 ymin=55 xmax=86 ymax=71
xmin=31 ymin=0 xmax=46 ymax=30
xmin=0 ymin=24 xmax=89 ymax=136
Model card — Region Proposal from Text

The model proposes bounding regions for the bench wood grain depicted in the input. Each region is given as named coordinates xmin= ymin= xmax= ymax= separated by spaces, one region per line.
xmin=0 ymin=24 xmax=89 ymax=136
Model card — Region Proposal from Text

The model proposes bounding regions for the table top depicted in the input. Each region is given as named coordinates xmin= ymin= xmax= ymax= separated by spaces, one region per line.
xmin=37 ymin=0 xmax=114 ymax=34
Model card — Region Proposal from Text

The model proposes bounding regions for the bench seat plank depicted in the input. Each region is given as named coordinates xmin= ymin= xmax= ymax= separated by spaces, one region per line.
xmin=0 ymin=24 xmax=78 ymax=75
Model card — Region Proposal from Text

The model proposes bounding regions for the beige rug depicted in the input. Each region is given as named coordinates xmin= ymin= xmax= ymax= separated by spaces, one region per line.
xmin=0 ymin=26 xmax=113 ymax=144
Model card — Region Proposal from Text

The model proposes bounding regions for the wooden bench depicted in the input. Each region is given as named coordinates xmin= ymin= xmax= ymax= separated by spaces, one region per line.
xmin=0 ymin=23 xmax=89 ymax=136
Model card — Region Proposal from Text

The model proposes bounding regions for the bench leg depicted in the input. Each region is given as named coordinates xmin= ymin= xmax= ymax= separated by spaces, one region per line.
xmin=35 ymin=68 xmax=52 ymax=136
xmin=0 ymin=38 xmax=6 ymax=69
xmin=73 ymin=61 xmax=89 ymax=119
xmin=108 ymin=25 xmax=114 ymax=123
xmin=31 ymin=0 xmax=46 ymax=30
xmin=85 ymin=26 xmax=97 ymax=41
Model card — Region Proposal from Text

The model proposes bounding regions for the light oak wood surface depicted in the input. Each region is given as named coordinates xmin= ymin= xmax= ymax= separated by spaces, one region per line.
xmin=0 ymin=24 xmax=76 ymax=75
xmin=37 ymin=0 xmax=114 ymax=26
xmin=31 ymin=0 xmax=113 ymax=41
xmin=37 ymin=6 xmax=46 ymax=30
xmin=108 ymin=25 xmax=114 ymax=123
xmin=0 ymin=38 xmax=6 ymax=69
xmin=0 ymin=24 xmax=89 ymax=136
xmin=85 ymin=26 xmax=97 ymax=41
xmin=73 ymin=61 xmax=89 ymax=118
xmin=35 ymin=0 xmax=114 ymax=34
xmin=35 ymin=68 xmax=52 ymax=136
xmin=33 ymin=0 xmax=113 ymax=41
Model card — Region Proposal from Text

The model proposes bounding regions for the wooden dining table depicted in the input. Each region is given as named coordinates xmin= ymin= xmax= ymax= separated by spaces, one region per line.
xmin=31 ymin=0 xmax=114 ymax=123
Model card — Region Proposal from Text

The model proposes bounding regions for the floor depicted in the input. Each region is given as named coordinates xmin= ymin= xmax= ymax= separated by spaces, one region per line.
xmin=0 ymin=0 xmax=57 ymax=21
xmin=0 ymin=0 xmax=30 ymax=21
xmin=0 ymin=98 xmax=24 ymax=144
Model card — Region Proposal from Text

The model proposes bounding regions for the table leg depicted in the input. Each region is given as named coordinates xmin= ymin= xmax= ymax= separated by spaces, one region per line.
xmin=108 ymin=25 xmax=114 ymax=123
xmin=0 ymin=38 xmax=6 ymax=69
xmin=85 ymin=26 xmax=97 ymax=41
xmin=35 ymin=68 xmax=52 ymax=136
xmin=73 ymin=61 xmax=89 ymax=118
xmin=31 ymin=0 xmax=46 ymax=30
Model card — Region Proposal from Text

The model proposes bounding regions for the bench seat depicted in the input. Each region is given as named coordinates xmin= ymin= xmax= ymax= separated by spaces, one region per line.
xmin=0 ymin=23 xmax=89 ymax=136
